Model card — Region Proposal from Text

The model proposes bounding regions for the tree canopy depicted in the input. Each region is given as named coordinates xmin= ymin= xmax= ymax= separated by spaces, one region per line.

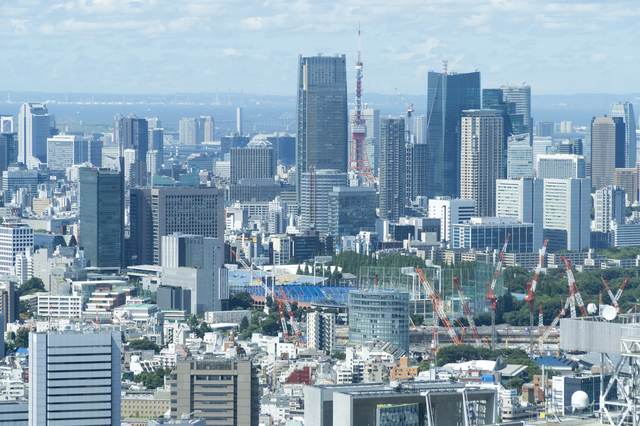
xmin=127 ymin=338 xmax=160 ymax=353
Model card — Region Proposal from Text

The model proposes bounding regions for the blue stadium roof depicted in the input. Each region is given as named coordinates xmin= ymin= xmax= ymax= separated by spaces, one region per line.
xmin=230 ymin=284 xmax=356 ymax=304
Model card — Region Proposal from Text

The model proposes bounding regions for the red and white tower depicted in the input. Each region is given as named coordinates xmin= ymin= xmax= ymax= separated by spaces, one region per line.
xmin=348 ymin=25 xmax=375 ymax=183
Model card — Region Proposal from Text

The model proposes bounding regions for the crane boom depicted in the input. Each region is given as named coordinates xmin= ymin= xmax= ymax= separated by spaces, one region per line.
xmin=529 ymin=239 xmax=548 ymax=295
xmin=489 ymin=234 xmax=510 ymax=294
xmin=614 ymin=278 xmax=629 ymax=304
xmin=230 ymin=248 xmax=272 ymax=299
xmin=560 ymin=257 xmax=588 ymax=317
xmin=538 ymin=298 xmax=569 ymax=354
xmin=454 ymin=277 xmax=481 ymax=347
xmin=416 ymin=269 xmax=460 ymax=345
xmin=601 ymin=278 xmax=618 ymax=311
xmin=395 ymin=88 xmax=414 ymax=141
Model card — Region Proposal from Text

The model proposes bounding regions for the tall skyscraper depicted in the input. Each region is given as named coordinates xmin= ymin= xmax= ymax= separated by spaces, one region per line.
xmin=0 ymin=220 xmax=34 ymax=276
xmin=591 ymin=116 xmax=625 ymax=189
xmin=496 ymin=178 xmax=544 ymax=251
xmin=149 ymin=127 xmax=164 ymax=164
xmin=121 ymin=117 xmax=149 ymax=161
xmin=296 ymin=54 xmax=348 ymax=202
xmin=426 ymin=70 xmax=481 ymax=198
xmin=537 ymin=154 xmax=586 ymax=179
xmin=543 ymin=178 xmax=591 ymax=252
xmin=594 ymin=185 xmax=626 ymax=233
xmin=459 ymin=110 xmax=503 ymax=217
xmin=29 ymin=331 xmax=122 ymax=426
xmin=129 ymin=187 xmax=224 ymax=265
xmin=413 ymin=115 xmax=428 ymax=144
xmin=327 ymin=186 xmax=376 ymax=238
xmin=46 ymin=135 xmax=82 ymax=171
xmin=405 ymin=143 xmax=429 ymax=200
xmin=535 ymin=121 xmax=554 ymax=137
xmin=199 ymin=116 xmax=215 ymax=142
xmin=79 ymin=165 xmax=125 ymax=268
xmin=507 ymin=134 xmax=533 ymax=179
xmin=615 ymin=167 xmax=638 ymax=204
xmin=179 ymin=117 xmax=198 ymax=145
xmin=18 ymin=103 xmax=50 ymax=168
xmin=379 ymin=117 xmax=406 ymax=221
xmin=500 ymin=84 xmax=532 ymax=140
xmin=610 ymin=102 xmax=637 ymax=168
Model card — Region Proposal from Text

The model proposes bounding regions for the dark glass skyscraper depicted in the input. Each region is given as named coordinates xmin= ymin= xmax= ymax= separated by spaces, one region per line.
xmin=79 ymin=163 xmax=124 ymax=268
xmin=379 ymin=117 xmax=405 ymax=221
xmin=426 ymin=71 xmax=481 ymax=198
xmin=296 ymin=54 xmax=348 ymax=202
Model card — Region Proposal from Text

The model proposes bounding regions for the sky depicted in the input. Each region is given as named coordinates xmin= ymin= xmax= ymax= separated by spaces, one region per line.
xmin=1 ymin=0 xmax=639 ymax=96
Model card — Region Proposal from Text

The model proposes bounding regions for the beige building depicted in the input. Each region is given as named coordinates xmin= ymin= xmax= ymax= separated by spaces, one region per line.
xmin=229 ymin=140 xmax=276 ymax=183
xmin=591 ymin=116 xmax=624 ymax=189
xmin=121 ymin=392 xmax=170 ymax=419
xmin=171 ymin=358 xmax=259 ymax=425
xmin=460 ymin=109 xmax=503 ymax=217
xmin=615 ymin=167 xmax=638 ymax=204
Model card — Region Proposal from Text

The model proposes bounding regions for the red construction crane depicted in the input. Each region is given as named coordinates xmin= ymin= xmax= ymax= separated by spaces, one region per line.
xmin=602 ymin=277 xmax=629 ymax=313
xmin=539 ymin=298 xmax=569 ymax=355
xmin=560 ymin=257 xmax=588 ymax=318
xmin=395 ymin=88 xmax=414 ymax=142
xmin=416 ymin=269 xmax=460 ymax=347
xmin=525 ymin=239 xmax=548 ymax=354
xmin=279 ymin=288 xmax=304 ymax=346
xmin=485 ymin=234 xmax=510 ymax=350
xmin=454 ymin=277 xmax=481 ymax=347
xmin=538 ymin=301 xmax=544 ymax=353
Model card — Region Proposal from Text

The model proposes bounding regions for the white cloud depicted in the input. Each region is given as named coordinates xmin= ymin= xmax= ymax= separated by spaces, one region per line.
xmin=223 ymin=48 xmax=241 ymax=56
xmin=590 ymin=53 xmax=607 ymax=63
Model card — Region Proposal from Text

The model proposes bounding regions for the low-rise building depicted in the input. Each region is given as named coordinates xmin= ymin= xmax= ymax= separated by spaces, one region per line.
xmin=36 ymin=295 xmax=83 ymax=319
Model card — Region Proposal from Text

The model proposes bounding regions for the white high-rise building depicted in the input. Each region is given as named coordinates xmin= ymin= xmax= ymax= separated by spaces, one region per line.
xmin=146 ymin=150 xmax=161 ymax=177
xmin=307 ymin=311 xmax=336 ymax=353
xmin=0 ymin=115 xmax=13 ymax=133
xmin=537 ymin=154 xmax=586 ymax=179
xmin=18 ymin=103 xmax=50 ymax=169
xmin=495 ymin=178 xmax=544 ymax=251
xmin=123 ymin=148 xmax=136 ymax=182
xmin=610 ymin=102 xmax=637 ymax=168
xmin=299 ymin=170 xmax=348 ymax=234
xmin=428 ymin=196 xmax=476 ymax=247
xmin=179 ymin=117 xmax=198 ymax=145
xmin=29 ymin=331 xmax=122 ymax=426
xmin=501 ymin=84 xmax=532 ymax=138
xmin=413 ymin=115 xmax=428 ymax=145
xmin=47 ymin=135 xmax=82 ymax=171
xmin=507 ymin=134 xmax=533 ymax=179
xmin=543 ymin=178 xmax=591 ymax=252
xmin=0 ymin=220 xmax=34 ymax=276
xmin=594 ymin=186 xmax=626 ymax=233
xmin=532 ymin=137 xmax=553 ymax=174
xmin=560 ymin=121 xmax=573 ymax=133
xmin=268 ymin=197 xmax=288 ymax=234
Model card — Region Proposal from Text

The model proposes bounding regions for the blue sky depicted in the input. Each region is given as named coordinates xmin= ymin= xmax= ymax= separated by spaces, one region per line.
xmin=1 ymin=0 xmax=639 ymax=95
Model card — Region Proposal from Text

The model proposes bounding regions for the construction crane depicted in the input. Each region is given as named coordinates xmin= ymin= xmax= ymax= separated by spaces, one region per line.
xmin=454 ymin=277 xmax=481 ymax=347
xmin=395 ymin=88 xmax=414 ymax=142
xmin=485 ymin=234 xmax=510 ymax=350
xmin=230 ymin=248 xmax=272 ymax=304
xmin=602 ymin=277 xmax=629 ymax=313
xmin=416 ymin=269 xmax=461 ymax=348
xmin=538 ymin=301 xmax=544 ymax=354
xmin=279 ymin=288 xmax=304 ymax=346
xmin=560 ymin=257 xmax=588 ymax=318
xmin=274 ymin=294 xmax=290 ymax=341
xmin=525 ymin=239 xmax=548 ymax=354
xmin=539 ymin=298 xmax=569 ymax=355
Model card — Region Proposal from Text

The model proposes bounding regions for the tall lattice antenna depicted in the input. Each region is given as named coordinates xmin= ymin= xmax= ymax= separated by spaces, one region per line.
xmin=348 ymin=22 xmax=375 ymax=183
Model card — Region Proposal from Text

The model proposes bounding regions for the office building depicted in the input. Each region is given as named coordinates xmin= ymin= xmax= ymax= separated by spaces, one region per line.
xmin=0 ymin=115 xmax=12 ymax=133
xmin=379 ymin=117 xmax=406 ymax=221
xmin=556 ymin=138 xmax=583 ymax=155
xmin=171 ymin=358 xmax=259 ymax=426
xmin=186 ymin=152 xmax=213 ymax=173
xmin=120 ymin=117 xmax=149 ymax=161
xmin=268 ymin=197 xmax=288 ymax=234
xmin=405 ymin=143 xmax=429 ymax=201
xmin=349 ymin=289 xmax=409 ymax=353
xmin=161 ymin=233 xmax=227 ymax=314
xmin=147 ymin=116 xmax=161 ymax=129
xmin=615 ymin=167 xmax=638 ymax=204
xmin=18 ymin=103 xmax=50 ymax=168
xmin=536 ymin=121 xmax=554 ymax=137
xmin=496 ymin=178 xmax=544 ymax=251
xmin=3 ymin=164 xmax=38 ymax=198
xmin=230 ymin=140 xmax=276 ymax=183
xmin=413 ymin=115 xmax=427 ymax=144
xmin=327 ymin=186 xmax=376 ymax=238
xmin=350 ymin=108 xmax=380 ymax=175
xmin=179 ymin=117 xmax=198 ymax=145
xmin=199 ymin=116 xmax=215 ymax=142
xmin=507 ymin=134 xmax=533 ymax=178
xmin=459 ymin=109 xmax=503 ymax=217
xmin=46 ymin=135 xmax=82 ymax=170
xmin=501 ymin=84 xmax=532 ymax=139
xmin=543 ymin=178 xmax=591 ymax=252
xmin=452 ymin=217 xmax=534 ymax=253
xmin=482 ymin=88 xmax=525 ymax=170
xmin=146 ymin=150 xmax=162 ymax=177
xmin=532 ymin=137 xmax=553 ymax=173
xmin=611 ymin=223 xmax=640 ymax=248
xmin=428 ymin=197 xmax=475 ymax=247
xmin=149 ymin=127 xmax=164 ymax=164
xmin=426 ymin=70 xmax=481 ymax=198
xmin=236 ymin=107 xmax=243 ymax=135
xmin=271 ymin=234 xmax=291 ymax=265
xmin=129 ymin=187 xmax=224 ymax=265
xmin=0 ymin=281 xmax=18 ymax=330
xmin=36 ymin=295 xmax=83 ymax=319
xmin=591 ymin=116 xmax=625 ymax=188
xmin=299 ymin=169 xmax=348 ymax=234
xmin=29 ymin=332 xmax=121 ymax=426
xmin=79 ymin=166 xmax=124 ymax=268
xmin=0 ymin=132 xmax=18 ymax=172
xmin=307 ymin=311 xmax=336 ymax=354
xmin=537 ymin=154 xmax=586 ymax=179
xmin=0 ymin=220 xmax=34 ymax=276
xmin=594 ymin=186 xmax=626 ymax=233
xmin=296 ymin=54 xmax=348 ymax=202
xmin=610 ymin=102 xmax=636 ymax=168
xmin=266 ymin=133 xmax=296 ymax=167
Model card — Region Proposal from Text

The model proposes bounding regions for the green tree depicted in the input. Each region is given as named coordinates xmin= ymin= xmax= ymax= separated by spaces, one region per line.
xmin=239 ymin=316 xmax=249 ymax=332
xmin=506 ymin=377 xmax=525 ymax=394
xmin=332 ymin=352 xmax=346 ymax=361
xmin=20 ymin=277 xmax=45 ymax=295
xmin=14 ymin=329 xmax=29 ymax=348
xmin=128 ymin=338 xmax=160 ymax=353
xmin=229 ymin=292 xmax=254 ymax=310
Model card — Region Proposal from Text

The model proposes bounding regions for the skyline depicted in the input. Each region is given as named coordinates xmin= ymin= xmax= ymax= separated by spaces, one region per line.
xmin=1 ymin=0 xmax=640 ymax=96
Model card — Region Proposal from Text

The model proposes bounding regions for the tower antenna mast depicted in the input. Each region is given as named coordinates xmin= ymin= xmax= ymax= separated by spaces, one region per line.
xmin=348 ymin=22 xmax=375 ymax=183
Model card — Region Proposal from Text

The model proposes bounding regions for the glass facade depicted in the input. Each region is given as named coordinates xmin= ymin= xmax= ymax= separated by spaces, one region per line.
xmin=379 ymin=117 xmax=405 ymax=221
xmin=426 ymin=71 xmax=481 ymax=199
xmin=452 ymin=221 xmax=534 ymax=253
xmin=296 ymin=54 xmax=348 ymax=202
xmin=79 ymin=167 xmax=124 ymax=268
xmin=349 ymin=290 xmax=409 ymax=352
xmin=377 ymin=403 xmax=421 ymax=426
xmin=327 ymin=186 xmax=376 ymax=237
